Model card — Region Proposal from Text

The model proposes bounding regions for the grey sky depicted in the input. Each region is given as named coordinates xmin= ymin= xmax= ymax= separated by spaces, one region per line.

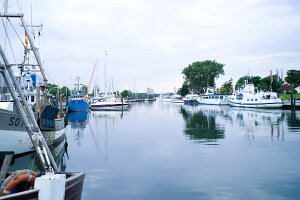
xmin=2 ymin=0 xmax=300 ymax=93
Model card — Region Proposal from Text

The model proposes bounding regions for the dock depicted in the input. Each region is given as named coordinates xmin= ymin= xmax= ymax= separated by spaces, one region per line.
xmin=282 ymin=99 xmax=300 ymax=110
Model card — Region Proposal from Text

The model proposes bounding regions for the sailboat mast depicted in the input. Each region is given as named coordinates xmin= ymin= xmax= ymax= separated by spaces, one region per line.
xmin=3 ymin=0 xmax=8 ymax=14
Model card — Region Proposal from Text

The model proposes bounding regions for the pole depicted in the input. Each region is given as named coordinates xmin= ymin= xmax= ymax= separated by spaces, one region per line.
xmin=0 ymin=45 xmax=58 ymax=172
xmin=20 ymin=17 xmax=48 ymax=107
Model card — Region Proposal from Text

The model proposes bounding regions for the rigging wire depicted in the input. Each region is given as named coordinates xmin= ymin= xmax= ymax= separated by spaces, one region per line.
xmin=1 ymin=17 xmax=17 ymax=63
xmin=17 ymin=0 xmax=24 ymax=14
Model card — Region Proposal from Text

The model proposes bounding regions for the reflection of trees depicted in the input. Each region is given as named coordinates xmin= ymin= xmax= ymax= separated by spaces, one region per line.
xmin=286 ymin=112 xmax=300 ymax=131
xmin=180 ymin=107 xmax=225 ymax=142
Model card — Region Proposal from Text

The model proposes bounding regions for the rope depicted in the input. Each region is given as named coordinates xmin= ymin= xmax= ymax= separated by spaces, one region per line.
xmin=1 ymin=17 xmax=17 ymax=63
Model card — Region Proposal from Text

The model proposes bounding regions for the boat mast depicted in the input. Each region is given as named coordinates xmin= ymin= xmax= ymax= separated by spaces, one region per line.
xmin=20 ymin=17 xmax=48 ymax=105
xmin=76 ymin=76 xmax=80 ymax=91
xmin=0 ymin=12 xmax=58 ymax=171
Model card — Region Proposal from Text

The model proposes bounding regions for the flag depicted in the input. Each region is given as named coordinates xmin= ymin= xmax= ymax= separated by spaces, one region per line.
xmin=25 ymin=31 xmax=29 ymax=49
xmin=270 ymin=70 xmax=273 ymax=83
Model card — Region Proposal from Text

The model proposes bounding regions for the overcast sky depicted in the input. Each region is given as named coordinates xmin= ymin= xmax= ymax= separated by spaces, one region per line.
xmin=2 ymin=0 xmax=300 ymax=93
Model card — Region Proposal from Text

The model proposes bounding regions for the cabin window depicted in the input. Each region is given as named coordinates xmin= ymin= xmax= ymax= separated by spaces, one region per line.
xmin=31 ymin=96 xmax=34 ymax=102
xmin=237 ymin=94 xmax=243 ymax=100
xmin=255 ymin=99 xmax=258 ymax=101
xmin=220 ymin=96 xmax=223 ymax=99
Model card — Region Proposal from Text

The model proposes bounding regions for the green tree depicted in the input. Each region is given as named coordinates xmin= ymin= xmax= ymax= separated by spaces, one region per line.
xmin=182 ymin=60 xmax=224 ymax=93
xmin=219 ymin=78 xmax=233 ymax=94
xmin=81 ymin=85 xmax=88 ymax=94
xmin=177 ymin=82 xmax=189 ymax=96
xmin=47 ymin=83 xmax=59 ymax=96
xmin=47 ymin=83 xmax=71 ymax=97
xmin=286 ymin=70 xmax=300 ymax=88
xmin=121 ymin=90 xmax=132 ymax=98
xmin=257 ymin=75 xmax=281 ymax=92
xmin=61 ymin=86 xmax=71 ymax=97
xmin=235 ymin=76 xmax=261 ymax=89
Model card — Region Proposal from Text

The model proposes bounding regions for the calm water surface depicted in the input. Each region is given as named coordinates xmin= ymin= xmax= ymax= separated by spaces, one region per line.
xmin=66 ymin=102 xmax=300 ymax=200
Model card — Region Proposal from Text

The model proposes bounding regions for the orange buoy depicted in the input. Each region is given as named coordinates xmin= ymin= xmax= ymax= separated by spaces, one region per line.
xmin=1 ymin=171 xmax=36 ymax=195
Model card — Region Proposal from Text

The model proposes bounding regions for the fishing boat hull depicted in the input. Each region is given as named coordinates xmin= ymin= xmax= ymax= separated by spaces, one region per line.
xmin=68 ymin=100 xmax=89 ymax=112
xmin=0 ymin=109 xmax=34 ymax=155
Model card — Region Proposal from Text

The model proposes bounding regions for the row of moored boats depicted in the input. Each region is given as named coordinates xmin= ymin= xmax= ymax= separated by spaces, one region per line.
xmin=159 ymin=83 xmax=284 ymax=109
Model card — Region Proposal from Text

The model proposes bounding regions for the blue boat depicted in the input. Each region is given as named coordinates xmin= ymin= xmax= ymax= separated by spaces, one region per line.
xmin=68 ymin=92 xmax=89 ymax=112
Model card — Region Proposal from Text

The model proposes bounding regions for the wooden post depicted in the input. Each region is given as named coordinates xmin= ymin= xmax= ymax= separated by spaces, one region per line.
xmin=60 ymin=94 xmax=63 ymax=116
xmin=291 ymin=84 xmax=295 ymax=111
xmin=121 ymin=97 xmax=124 ymax=111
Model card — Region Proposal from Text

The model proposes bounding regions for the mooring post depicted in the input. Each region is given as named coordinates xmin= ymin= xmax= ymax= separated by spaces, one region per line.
xmin=121 ymin=97 xmax=124 ymax=111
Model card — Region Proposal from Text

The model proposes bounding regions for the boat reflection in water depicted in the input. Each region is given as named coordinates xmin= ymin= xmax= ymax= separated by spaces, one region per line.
xmin=226 ymin=108 xmax=285 ymax=142
xmin=68 ymin=112 xmax=89 ymax=129
xmin=180 ymin=105 xmax=225 ymax=144
xmin=1 ymin=131 xmax=68 ymax=174
xmin=180 ymin=104 xmax=298 ymax=143
xmin=68 ymin=112 xmax=89 ymax=146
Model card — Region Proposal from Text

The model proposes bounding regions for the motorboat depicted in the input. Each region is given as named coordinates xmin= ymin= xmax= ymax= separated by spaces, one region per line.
xmin=228 ymin=83 xmax=283 ymax=108
xmin=170 ymin=94 xmax=184 ymax=103
xmin=90 ymin=95 xmax=129 ymax=111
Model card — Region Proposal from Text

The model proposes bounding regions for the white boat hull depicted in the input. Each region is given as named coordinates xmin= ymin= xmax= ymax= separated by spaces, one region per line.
xmin=229 ymin=101 xmax=284 ymax=108
xmin=90 ymin=102 xmax=130 ymax=111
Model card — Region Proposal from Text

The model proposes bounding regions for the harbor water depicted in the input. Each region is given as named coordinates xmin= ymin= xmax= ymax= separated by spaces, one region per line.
xmin=66 ymin=102 xmax=300 ymax=200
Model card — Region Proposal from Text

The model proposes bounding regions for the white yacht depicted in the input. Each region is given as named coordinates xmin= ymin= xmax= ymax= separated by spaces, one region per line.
xmin=183 ymin=94 xmax=199 ymax=105
xmin=170 ymin=94 xmax=184 ymax=103
xmin=228 ymin=83 xmax=283 ymax=108
xmin=90 ymin=95 xmax=130 ymax=111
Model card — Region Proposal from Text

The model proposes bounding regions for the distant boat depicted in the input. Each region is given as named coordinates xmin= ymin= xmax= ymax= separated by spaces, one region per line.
xmin=170 ymin=94 xmax=184 ymax=103
xmin=198 ymin=92 xmax=230 ymax=105
xmin=228 ymin=83 xmax=283 ymax=108
xmin=68 ymin=92 xmax=89 ymax=112
xmin=68 ymin=77 xmax=89 ymax=112
xmin=90 ymin=95 xmax=129 ymax=111
xmin=183 ymin=94 xmax=199 ymax=105
xmin=158 ymin=93 xmax=172 ymax=102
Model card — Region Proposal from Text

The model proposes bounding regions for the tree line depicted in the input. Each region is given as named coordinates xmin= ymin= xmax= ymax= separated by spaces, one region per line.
xmin=177 ymin=60 xmax=300 ymax=96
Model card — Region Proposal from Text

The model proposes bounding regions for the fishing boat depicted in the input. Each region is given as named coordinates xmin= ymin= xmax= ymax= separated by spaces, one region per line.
xmin=90 ymin=95 xmax=129 ymax=111
xmin=68 ymin=77 xmax=89 ymax=112
xmin=0 ymin=5 xmax=84 ymax=199
xmin=228 ymin=82 xmax=284 ymax=108
xmin=0 ymin=22 xmax=66 ymax=156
